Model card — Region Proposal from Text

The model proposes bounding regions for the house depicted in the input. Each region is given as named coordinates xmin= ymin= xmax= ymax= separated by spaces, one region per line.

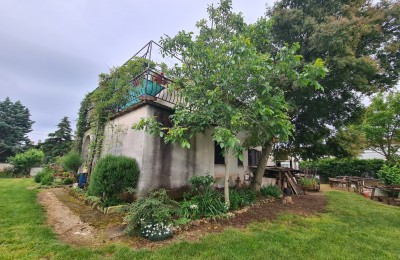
xmin=80 ymin=41 xmax=275 ymax=196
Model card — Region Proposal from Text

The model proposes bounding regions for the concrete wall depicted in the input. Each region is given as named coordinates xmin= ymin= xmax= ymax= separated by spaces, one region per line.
xmin=0 ymin=163 xmax=13 ymax=173
xmin=86 ymin=102 xmax=276 ymax=195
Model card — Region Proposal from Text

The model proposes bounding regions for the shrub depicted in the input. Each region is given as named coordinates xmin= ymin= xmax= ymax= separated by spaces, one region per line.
xmin=182 ymin=174 xmax=227 ymax=219
xmin=34 ymin=166 xmax=55 ymax=185
xmin=63 ymin=177 xmax=74 ymax=185
xmin=9 ymin=149 xmax=44 ymax=176
xmin=377 ymin=165 xmax=400 ymax=185
xmin=87 ymin=155 xmax=139 ymax=205
xmin=124 ymin=189 xmax=176 ymax=241
xmin=260 ymin=185 xmax=282 ymax=198
xmin=298 ymin=178 xmax=318 ymax=186
xmin=229 ymin=189 xmax=257 ymax=210
xmin=60 ymin=151 xmax=83 ymax=173
xmin=300 ymin=158 xmax=385 ymax=181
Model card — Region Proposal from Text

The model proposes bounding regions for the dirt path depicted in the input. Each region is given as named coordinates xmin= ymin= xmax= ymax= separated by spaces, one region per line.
xmin=37 ymin=188 xmax=127 ymax=247
xmin=37 ymin=188 xmax=327 ymax=249
xmin=37 ymin=190 xmax=96 ymax=246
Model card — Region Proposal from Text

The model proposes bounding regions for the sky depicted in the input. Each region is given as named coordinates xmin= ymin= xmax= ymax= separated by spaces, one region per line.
xmin=0 ymin=0 xmax=276 ymax=143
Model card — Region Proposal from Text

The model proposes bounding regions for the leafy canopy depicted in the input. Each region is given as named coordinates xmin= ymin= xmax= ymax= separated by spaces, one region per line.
xmin=9 ymin=148 xmax=44 ymax=176
xmin=41 ymin=117 xmax=73 ymax=161
xmin=0 ymin=97 xmax=34 ymax=161
xmin=362 ymin=91 xmax=400 ymax=163
xmin=268 ymin=0 xmax=400 ymax=159
xmin=135 ymin=0 xmax=327 ymax=156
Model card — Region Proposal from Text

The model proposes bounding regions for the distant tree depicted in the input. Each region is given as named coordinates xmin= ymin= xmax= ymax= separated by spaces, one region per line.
xmin=41 ymin=117 xmax=73 ymax=161
xmin=326 ymin=125 xmax=367 ymax=159
xmin=9 ymin=148 xmax=44 ymax=176
xmin=362 ymin=91 xmax=400 ymax=163
xmin=0 ymin=97 xmax=34 ymax=162
xmin=267 ymin=0 xmax=400 ymax=159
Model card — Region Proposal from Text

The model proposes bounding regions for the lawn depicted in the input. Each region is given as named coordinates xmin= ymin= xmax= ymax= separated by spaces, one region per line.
xmin=0 ymin=178 xmax=399 ymax=260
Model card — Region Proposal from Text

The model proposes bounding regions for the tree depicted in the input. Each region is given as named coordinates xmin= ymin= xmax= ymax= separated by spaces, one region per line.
xmin=134 ymin=0 xmax=326 ymax=202
xmin=325 ymin=125 xmax=367 ymax=159
xmin=362 ymin=91 xmax=400 ymax=163
xmin=267 ymin=0 xmax=400 ymax=159
xmin=9 ymin=148 xmax=44 ymax=176
xmin=0 ymin=97 xmax=34 ymax=161
xmin=41 ymin=117 xmax=73 ymax=161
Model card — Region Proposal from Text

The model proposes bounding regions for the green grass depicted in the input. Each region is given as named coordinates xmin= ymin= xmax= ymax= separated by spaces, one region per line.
xmin=0 ymin=178 xmax=399 ymax=259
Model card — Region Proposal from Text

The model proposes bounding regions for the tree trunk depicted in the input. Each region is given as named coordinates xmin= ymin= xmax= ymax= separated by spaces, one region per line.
xmin=224 ymin=149 xmax=232 ymax=207
xmin=251 ymin=141 xmax=273 ymax=192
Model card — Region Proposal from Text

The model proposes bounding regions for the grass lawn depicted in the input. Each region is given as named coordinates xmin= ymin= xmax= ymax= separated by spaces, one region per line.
xmin=0 ymin=178 xmax=399 ymax=260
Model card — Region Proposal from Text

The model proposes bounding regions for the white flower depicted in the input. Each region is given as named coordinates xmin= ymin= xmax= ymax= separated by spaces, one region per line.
xmin=189 ymin=204 xmax=198 ymax=209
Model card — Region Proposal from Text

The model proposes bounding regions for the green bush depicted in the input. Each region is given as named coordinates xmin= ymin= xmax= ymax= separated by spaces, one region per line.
xmin=229 ymin=189 xmax=257 ymax=210
xmin=34 ymin=166 xmax=55 ymax=185
xmin=60 ymin=151 xmax=83 ymax=173
xmin=300 ymin=158 xmax=385 ymax=181
xmin=87 ymin=155 xmax=139 ymax=205
xmin=260 ymin=185 xmax=282 ymax=198
xmin=9 ymin=149 xmax=44 ymax=176
xmin=298 ymin=178 xmax=318 ymax=186
xmin=63 ymin=177 xmax=74 ymax=185
xmin=377 ymin=164 xmax=400 ymax=185
xmin=181 ymin=174 xmax=227 ymax=219
xmin=124 ymin=189 xmax=176 ymax=241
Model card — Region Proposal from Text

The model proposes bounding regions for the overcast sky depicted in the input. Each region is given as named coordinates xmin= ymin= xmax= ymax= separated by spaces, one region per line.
xmin=0 ymin=0 xmax=275 ymax=143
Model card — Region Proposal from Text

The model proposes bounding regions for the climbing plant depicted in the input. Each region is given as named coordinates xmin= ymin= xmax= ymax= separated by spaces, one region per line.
xmin=75 ymin=57 xmax=155 ymax=169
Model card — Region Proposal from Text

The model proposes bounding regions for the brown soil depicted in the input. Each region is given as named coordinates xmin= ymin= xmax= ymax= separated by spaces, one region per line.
xmin=37 ymin=188 xmax=327 ymax=249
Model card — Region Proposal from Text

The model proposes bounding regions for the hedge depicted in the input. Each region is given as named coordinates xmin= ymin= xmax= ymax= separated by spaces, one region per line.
xmin=300 ymin=158 xmax=385 ymax=181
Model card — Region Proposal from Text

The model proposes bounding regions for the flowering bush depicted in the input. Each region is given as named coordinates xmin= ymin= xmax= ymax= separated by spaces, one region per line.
xmin=140 ymin=222 xmax=172 ymax=241
xmin=180 ymin=201 xmax=201 ymax=219
xmin=182 ymin=174 xmax=227 ymax=219
xmin=124 ymin=189 xmax=177 ymax=240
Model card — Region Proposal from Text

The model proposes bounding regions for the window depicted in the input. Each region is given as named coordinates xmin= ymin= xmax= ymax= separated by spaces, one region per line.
xmin=248 ymin=149 xmax=261 ymax=167
xmin=214 ymin=142 xmax=225 ymax=164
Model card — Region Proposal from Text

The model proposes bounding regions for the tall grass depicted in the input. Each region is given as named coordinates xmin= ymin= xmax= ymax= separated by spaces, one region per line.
xmin=0 ymin=178 xmax=399 ymax=259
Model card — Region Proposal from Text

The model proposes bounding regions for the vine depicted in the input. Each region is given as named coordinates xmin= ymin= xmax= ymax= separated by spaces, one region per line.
xmin=75 ymin=57 xmax=156 ymax=171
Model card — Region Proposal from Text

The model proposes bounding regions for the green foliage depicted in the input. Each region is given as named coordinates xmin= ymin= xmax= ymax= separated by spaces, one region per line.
xmin=60 ymin=151 xmax=83 ymax=173
xmin=124 ymin=189 xmax=176 ymax=241
xmin=62 ymin=177 xmax=74 ymax=185
xmin=300 ymin=158 xmax=385 ymax=181
xmin=87 ymin=155 xmax=139 ymax=205
xmin=0 ymin=97 xmax=34 ymax=162
xmin=9 ymin=149 xmax=44 ymax=176
xmin=362 ymin=92 xmax=400 ymax=163
xmin=298 ymin=178 xmax=318 ymax=186
xmin=134 ymin=0 xmax=326 ymax=197
xmin=182 ymin=174 xmax=227 ymax=219
xmin=260 ymin=185 xmax=282 ymax=198
xmin=268 ymin=0 xmax=400 ymax=159
xmin=75 ymin=58 xmax=152 ymax=168
xmin=229 ymin=189 xmax=257 ymax=210
xmin=2 ymin=178 xmax=400 ymax=259
xmin=34 ymin=166 xmax=55 ymax=186
xmin=326 ymin=125 xmax=367 ymax=158
xmin=377 ymin=164 xmax=400 ymax=185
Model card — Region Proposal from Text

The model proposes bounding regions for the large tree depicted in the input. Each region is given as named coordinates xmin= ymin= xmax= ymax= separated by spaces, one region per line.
xmin=267 ymin=0 xmax=400 ymax=159
xmin=41 ymin=116 xmax=73 ymax=161
xmin=362 ymin=91 xmax=400 ymax=163
xmin=0 ymin=97 xmax=34 ymax=161
xmin=134 ymin=0 xmax=326 ymax=202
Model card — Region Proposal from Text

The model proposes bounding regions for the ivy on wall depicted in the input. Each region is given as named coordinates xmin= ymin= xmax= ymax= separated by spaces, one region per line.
xmin=75 ymin=58 xmax=155 ymax=169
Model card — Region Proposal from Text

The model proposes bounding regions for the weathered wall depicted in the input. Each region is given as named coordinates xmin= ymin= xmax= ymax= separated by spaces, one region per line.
xmin=86 ymin=102 xmax=270 ymax=196
xmin=139 ymin=105 xmax=199 ymax=196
